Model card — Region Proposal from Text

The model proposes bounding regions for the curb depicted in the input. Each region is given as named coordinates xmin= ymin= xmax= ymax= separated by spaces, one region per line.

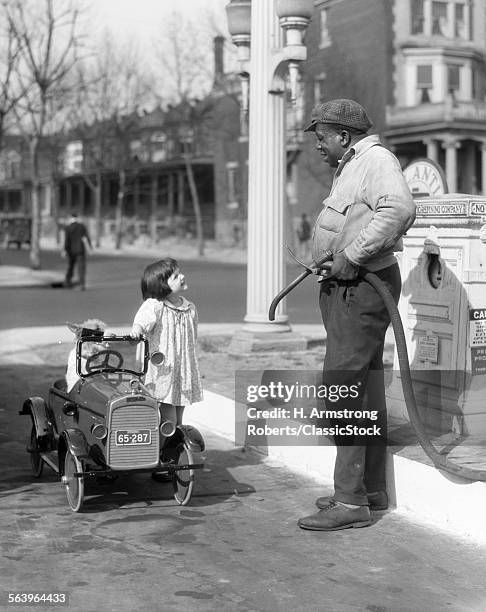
xmin=0 ymin=324 xmax=325 ymax=356
xmin=185 ymin=391 xmax=486 ymax=548
xmin=38 ymin=238 xmax=248 ymax=265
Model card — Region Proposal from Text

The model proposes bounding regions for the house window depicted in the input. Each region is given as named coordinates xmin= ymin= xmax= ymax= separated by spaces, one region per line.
xmin=179 ymin=128 xmax=195 ymax=157
xmin=6 ymin=151 xmax=21 ymax=179
xmin=454 ymin=3 xmax=466 ymax=38
xmin=166 ymin=138 xmax=175 ymax=159
xmin=226 ymin=162 xmax=238 ymax=209
xmin=150 ymin=131 xmax=167 ymax=163
xmin=447 ymin=64 xmax=461 ymax=92
xmin=179 ymin=139 xmax=194 ymax=157
xmin=0 ymin=150 xmax=21 ymax=181
xmin=411 ymin=0 xmax=425 ymax=34
xmin=130 ymin=139 xmax=149 ymax=163
xmin=319 ymin=8 xmax=331 ymax=48
xmin=417 ymin=64 xmax=433 ymax=102
xmin=411 ymin=0 xmax=470 ymax=40
xmin=417 ymin=65 xmax=433 ymax=87
xmin=432 ymin=1 xmax=448 ymax=35
xmin=64 ymin=141 xmax=83 ymax=174
xmin=472 ymin=65 xmax=479 ymax=99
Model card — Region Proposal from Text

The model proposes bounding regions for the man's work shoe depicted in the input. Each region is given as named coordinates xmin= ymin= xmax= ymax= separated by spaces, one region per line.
xmin=298 ymin=501 xmax=371 ymax=531
xmin=315 ymin=490 xmax=388 ymax=512
xmin=366 ymin=490 xmax=389 ymax=511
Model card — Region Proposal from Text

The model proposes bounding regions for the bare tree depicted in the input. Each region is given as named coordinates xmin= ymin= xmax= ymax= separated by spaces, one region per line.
xmin=67 ymin=33 xmax=154 ymax=249
xmin=155 ymin=10 xmax=234 ymax=256
xmin=0 ymin=11 xmax=25 ymax=152
xmin=4 ymin=0 xmax=85 ymax=269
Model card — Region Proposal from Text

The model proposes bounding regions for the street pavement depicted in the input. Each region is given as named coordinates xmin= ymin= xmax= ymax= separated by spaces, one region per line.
xmin=2 ymin=338 xmax=486 ymax=612
xmin=0 ymin=240 xmax=322 ymax=330
xmin=2 ymin=242 xmax=486 ymax=611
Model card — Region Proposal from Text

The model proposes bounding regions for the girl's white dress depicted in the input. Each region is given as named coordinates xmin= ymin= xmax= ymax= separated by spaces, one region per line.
xmin=133 ymin=297 xmax=203 ymax=406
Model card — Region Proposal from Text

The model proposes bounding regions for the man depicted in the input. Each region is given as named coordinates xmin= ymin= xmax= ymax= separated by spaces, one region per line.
xmin=296 ymin=213 xmax=312 ymax=260
xmin=297 ymin=99 xmax=415 ymax=531
xmin=63 ymin=212 xmax=92 ymax=290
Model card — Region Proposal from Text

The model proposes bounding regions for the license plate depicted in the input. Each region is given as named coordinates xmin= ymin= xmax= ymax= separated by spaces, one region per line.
xmin=115 ymin=429 xmax=151 ymax=446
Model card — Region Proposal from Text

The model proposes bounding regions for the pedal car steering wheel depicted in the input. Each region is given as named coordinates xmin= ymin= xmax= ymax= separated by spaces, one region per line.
xmin=85 ymin=349 xmax=123 ymax=372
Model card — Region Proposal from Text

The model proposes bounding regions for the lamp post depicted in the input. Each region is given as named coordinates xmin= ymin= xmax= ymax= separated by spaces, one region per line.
xmin=226 ymin=0 xmax=313 ymax=352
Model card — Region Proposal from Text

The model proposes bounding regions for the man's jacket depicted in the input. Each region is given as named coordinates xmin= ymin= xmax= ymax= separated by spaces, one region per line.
xmin=64 ymin=222 xmax=91 ymax=255
xmin=312 ymin=135 xmax=416 ymax=272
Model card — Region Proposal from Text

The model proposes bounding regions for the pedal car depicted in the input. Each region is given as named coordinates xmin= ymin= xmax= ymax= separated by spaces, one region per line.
xmin=20 ymin=334 xmax=205 ymax=511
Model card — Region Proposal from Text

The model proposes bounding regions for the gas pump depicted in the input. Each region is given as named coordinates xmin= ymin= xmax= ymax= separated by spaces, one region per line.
xmin=387 ymin=193 xmax=486 ymax=438
xmin=269 ymin=185 xmax=486 ymax=479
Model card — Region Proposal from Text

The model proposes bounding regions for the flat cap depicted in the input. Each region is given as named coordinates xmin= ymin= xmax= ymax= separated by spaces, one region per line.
xmin=304 ymin=98 xmax=372 ymax=133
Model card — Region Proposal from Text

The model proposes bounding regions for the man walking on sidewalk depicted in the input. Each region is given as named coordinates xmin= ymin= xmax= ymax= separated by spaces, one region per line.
xmin=297 ymin=99 xmax=415 ymax=531
xmin=63 ymin=212 xmax=92 ymax=290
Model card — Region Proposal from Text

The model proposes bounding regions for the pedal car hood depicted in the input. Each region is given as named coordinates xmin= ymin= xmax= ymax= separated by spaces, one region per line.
xmin=71 ymin=375 xmax=145 ymax=412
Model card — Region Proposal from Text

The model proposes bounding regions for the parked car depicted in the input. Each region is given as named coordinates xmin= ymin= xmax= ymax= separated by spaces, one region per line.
xmin=20 ymin=334 xmax=205 ymax=511
xmin=0 ymin=214 xmax=31 ymax=248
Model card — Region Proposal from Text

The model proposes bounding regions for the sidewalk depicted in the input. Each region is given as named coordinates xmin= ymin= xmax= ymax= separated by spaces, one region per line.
xmin=0 ymin=235 xmax=247 ymax=287
xmin=0 ymin=264 xmax=66 ymax=287
xmin=41 ymin=235 xmax=248 ymax=264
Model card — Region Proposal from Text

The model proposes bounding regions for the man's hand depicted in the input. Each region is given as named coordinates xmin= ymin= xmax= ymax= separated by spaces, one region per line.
xmin=320 ymin=251 xmax=359 ymax=280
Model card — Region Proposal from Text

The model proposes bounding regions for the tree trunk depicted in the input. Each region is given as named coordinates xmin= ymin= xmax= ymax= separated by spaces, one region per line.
xmin=29 ymin=138 xmax=41 ymax=270
xmin=83 ymin=172 xmax=103 ymax=247
xmin=183 ymin=151 xmax=204 ymax=256
xmin=150 ymin=173 xmax=158 ymax=245
xmin=52 ymin=178 xmax=61 ymax=247
xmin=94 ymin=172 xmax=102 ymax=248
xmin=115 ymin=169 xmax=126 ymax=250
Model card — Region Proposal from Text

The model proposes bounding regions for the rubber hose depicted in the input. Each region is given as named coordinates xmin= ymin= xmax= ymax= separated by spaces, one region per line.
xmin=268 ymin=250 xmax=333 ymax=322
xmin=363 ymin=271 xmax=486 ymax=482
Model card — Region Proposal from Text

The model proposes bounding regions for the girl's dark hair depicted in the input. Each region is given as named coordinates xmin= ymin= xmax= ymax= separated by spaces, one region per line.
xmin=141 ymin=258 xmax=179 ymax=300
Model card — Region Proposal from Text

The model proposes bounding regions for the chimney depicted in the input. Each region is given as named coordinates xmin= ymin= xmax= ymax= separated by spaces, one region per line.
xmin=214 ymin=36 xmax=225 ymax=86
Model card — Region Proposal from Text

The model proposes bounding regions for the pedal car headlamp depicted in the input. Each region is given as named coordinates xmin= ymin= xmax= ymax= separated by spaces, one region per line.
xmin=160 ymin=421 xmax=176 ymax=437
xmin=91 ymin=423 xmax=108 ymax=440
xmin=150 ymin=351 xmax=164 ymax=366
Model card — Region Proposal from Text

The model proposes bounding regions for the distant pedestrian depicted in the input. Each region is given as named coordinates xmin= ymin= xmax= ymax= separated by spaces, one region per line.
xmin=296 ymin=213 xmax=312 ymax=260
xmin=232 ymin=222 xmax=242 ymax=247
xmin=63 ymin=213 xmax=92 ymax=290
xmin=130 ymin=258 xmax=203 ymax=466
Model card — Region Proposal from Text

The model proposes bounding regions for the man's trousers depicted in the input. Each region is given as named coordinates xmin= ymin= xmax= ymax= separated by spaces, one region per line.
xmin=65 ymin=252 xmax=86 ymax=288
xmin=319 ymin=263 xmax=401 ymax=505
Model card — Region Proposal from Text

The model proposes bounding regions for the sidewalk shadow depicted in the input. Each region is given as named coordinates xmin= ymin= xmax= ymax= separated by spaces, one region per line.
xmin=77 ymin=446 xmax=257 ymax=513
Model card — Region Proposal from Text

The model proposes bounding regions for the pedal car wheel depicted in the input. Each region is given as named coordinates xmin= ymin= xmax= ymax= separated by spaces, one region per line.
xmin=63 ymin=450 xmax=84 ymax=512
xmin=30 ymin=425 xmax=43 ymax=478
xmin=172 ymin=442 xmax=195 ymax=506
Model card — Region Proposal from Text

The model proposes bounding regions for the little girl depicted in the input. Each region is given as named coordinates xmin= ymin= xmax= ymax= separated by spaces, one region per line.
xmin=130 ymin=258 xmax=203 ymax=430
